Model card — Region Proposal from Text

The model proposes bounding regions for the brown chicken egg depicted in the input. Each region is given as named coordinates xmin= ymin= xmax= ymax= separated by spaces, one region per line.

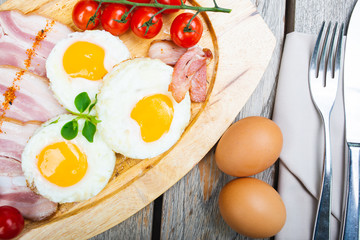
xmin=218 ymin=178 xmax=286 ymax=238
xmin=215 ymin=116 xmax=283 ymax=177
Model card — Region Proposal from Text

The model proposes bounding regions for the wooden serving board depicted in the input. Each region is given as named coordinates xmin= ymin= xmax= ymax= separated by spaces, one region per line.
xmin=0 ymin=0 xmax=275 ymax=239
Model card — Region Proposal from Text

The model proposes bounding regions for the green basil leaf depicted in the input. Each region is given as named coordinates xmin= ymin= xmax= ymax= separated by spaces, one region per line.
xmin=82 ymin=120 xmax=96 ymax=143
xmin=88 ymin=103 xmax=96 ymax=113
xmin=74 ymin=92 xmax=91 ymax=113
xmin=88 ymin=94 xmax=98 ymax=113
xmin=61 ymin=120 xmax=78 ymax=140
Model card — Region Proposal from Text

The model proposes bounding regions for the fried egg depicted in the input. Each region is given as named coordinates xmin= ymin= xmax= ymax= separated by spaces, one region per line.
xmin=46 ymin=30 xmax=130 ymax=112
xmin=21 ymin=114 xmax=116 ymax=203
xmin=96 ymin=58 xmax=191 ymax=159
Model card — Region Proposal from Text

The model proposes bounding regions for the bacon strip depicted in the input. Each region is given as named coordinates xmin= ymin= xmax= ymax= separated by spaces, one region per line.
xmin=189 ymin=64 xmax=207 ymax=102
xmin=0 ymin=157 xmax=23 ymax=175
xmin=0 ymin=66 xmax=66 ymax=122
xmin=169 ymin=47 xmax=212 ymax=103
xmin=0 ymin=11 xmax=69 ymax=222
xmin=0 ymin=157 xmax=58 ymax=221
xmin=0 ymin=120 xmax=40 ymax=162
xmin=148 ymin=40 xmax=187 ymax=66
xmin=0 ymin=10 xmax=73 ymax=77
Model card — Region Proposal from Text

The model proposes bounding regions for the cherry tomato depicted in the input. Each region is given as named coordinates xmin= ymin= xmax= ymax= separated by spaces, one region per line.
xmin=170 ymin=12 xmax=203 ymax=48
xmin=72 ymin=0 xmax=101 ymax=30
xmin=101 ymin=4 xmax=131 ymax=36
xmin=157 ymin=0 xmax=186 ymax=14
xmin=0 ymin=206 xmax=24 ymax=240
xmin=131 ymin=7 xmax=163 ymax=39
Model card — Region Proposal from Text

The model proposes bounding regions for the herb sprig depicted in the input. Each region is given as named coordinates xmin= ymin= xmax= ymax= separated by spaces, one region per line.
xmin=61 ymin=92 xmax=100 ymax=143
xmin=90 ymin=0 xmax=231 ymax=34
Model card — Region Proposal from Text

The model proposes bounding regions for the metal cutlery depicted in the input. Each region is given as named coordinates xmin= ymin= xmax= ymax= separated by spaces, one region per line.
xmin=341 ymin=0 xmax=360 ymax=238
xmin=309 ymin=21 xmax=344 ymax=240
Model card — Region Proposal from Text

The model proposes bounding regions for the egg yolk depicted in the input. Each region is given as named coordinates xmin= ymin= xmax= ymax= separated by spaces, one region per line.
xmin=36 ymin=141 xmax=88 ymax=187
xmin=131 ymin=94 xmax=174 ymax=143
xmin=63 ymin=41 xmax=107 ymax=81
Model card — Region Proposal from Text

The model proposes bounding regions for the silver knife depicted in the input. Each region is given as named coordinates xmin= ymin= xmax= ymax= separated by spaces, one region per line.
xmin=342 ymin=1 xmax=360 ymax=239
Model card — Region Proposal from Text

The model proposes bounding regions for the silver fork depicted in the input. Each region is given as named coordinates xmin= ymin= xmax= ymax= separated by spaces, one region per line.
xmin=309 ymin=21 xmax=344 ymax=240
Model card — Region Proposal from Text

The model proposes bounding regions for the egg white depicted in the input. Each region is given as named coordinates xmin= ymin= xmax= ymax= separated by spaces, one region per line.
xmin=46 ymin=30 xmax=131 ymax=112
xmin=96 ymin=58 xmax=191 ymax=159
xmin=21 ymin=114 xmax=116 ymax=203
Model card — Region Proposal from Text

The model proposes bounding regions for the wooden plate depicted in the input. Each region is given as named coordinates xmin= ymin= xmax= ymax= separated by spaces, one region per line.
xmin=0 ymin=0 xmax=275 ymax=239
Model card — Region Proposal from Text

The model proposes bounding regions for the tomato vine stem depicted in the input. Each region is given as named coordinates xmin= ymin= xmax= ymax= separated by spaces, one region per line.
xmin=139 ymin=7 xmax=166 ymax=35
xmin=93 ymin=0 xmax=231 ymax=13
xmin=183 ymin=10 xmax=200 ymax=32
xmin=114 ymin=5 xmax=135 ymax=23
xmin=87 ymin=0 xmax=103 ymax=28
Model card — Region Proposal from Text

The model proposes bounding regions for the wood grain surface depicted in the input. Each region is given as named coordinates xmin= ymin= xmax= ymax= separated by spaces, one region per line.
xmin=292 ymin=0 xmax=356 ymax=34
xmin=0 ymin=0 xmax=276 ymax=239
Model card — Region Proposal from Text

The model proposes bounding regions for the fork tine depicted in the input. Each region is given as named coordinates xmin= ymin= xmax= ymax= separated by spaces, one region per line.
xmin=318 ymin=22 xmax=332 ymax=83
xmin=326 ymin=22 xmax=338 ymax=82
xmin=310 ymin=21 xmax=325 ymax=77
xmin=334 ymin=23 xmax=344 ymax=77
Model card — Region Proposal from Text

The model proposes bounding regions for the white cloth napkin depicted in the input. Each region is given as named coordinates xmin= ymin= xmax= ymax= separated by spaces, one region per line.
xmin=273 ymin=32 xmax=346 ymax=240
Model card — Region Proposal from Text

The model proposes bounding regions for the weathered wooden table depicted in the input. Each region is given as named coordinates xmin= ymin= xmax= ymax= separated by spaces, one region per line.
xmin=1 ymin=0 xmax=356 ymax=239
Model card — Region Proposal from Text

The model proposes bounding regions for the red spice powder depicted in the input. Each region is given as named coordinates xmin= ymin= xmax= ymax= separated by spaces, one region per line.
xmin=0 ymin=20 xmax=55 ymax=132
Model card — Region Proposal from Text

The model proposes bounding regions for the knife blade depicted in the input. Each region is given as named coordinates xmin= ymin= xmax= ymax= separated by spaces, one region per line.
xmin=342 ymin=1 xmax=360 ymax=239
